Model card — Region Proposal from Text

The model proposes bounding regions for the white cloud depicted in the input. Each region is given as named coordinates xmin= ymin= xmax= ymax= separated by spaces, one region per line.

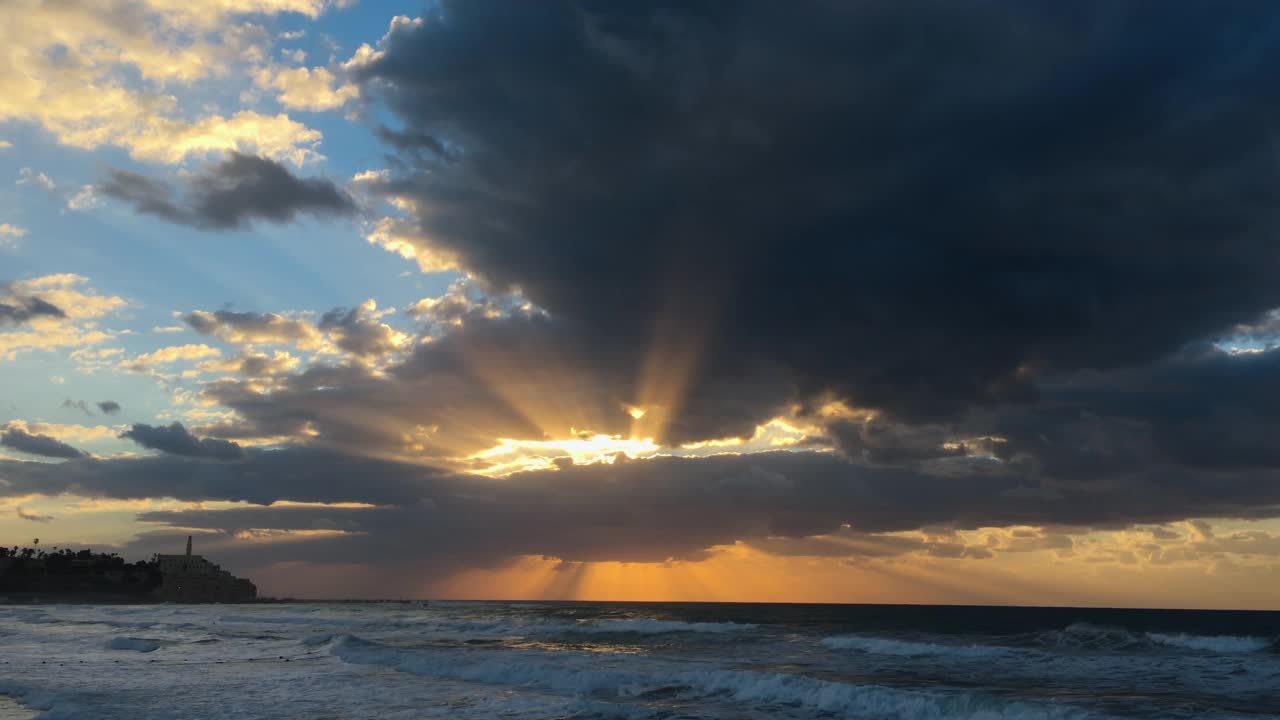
xmin=0 ymin=0 xmax=331 ymax=166
xmin=0 ymin=223 xmax=27 ymax=247
xmin=16 ymin=167 xmax=55 ymax=192
xmin=129 ymin=111 xmax=324 ymax=166
xmin=0 ymin=275 xmax=127 ymax=360
xmin=13 ymin=275 xmax=127 ymax=320
xmin=254 ymin=65 xmax=358 ymax=111
xmin=341 ymin=16 xmax=422 ymax=72
xmin=364 ymin=215 xmax=462 ymax=274
xmin=67 ymin=185 xmax=104 ymax=211
xmin=124 ymin=343 xmax=222 ymax=371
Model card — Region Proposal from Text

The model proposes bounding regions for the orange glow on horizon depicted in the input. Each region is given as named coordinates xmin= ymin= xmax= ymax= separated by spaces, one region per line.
xmin=431 ymin=545 xmax=954 ymax=604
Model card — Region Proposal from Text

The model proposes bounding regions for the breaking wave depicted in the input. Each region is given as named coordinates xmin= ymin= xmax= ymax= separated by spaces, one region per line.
xmin=1145 ymin=632 xmax=1272 ymax=653
xmin=1044 ymin=623 xmax=1274 ymax=654
xmin=326 ymin=634 xmax=1087 ymax=719
xmin=822 ymin=634 xmax=1014 ymax=658
xmin=824 ymin=626 xmax=1276 ymax=659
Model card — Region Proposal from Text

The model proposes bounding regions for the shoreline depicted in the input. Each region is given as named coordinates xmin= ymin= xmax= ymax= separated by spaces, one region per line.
xmin=0 ymin=697 xmax=37 ymax=720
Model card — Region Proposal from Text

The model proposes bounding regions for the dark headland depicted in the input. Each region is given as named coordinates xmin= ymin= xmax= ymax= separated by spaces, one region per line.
xmin=0 ymin=535 xmax=256 ymax=604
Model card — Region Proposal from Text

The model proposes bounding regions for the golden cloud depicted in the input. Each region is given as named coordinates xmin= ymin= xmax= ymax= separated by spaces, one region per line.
xmin=0 ymin=0 xmax=331 ymax=165
xmin=254 ymin=66 xmax=359 ymax=111
xmin=0 ymin=275 xmax=126 ymax=360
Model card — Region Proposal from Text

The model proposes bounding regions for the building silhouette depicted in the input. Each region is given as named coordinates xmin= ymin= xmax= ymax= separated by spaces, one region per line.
xmin=154 ymin=536 xmax=256 ymax=603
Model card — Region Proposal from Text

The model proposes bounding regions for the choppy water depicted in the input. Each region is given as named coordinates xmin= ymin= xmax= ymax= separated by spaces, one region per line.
xmin=0 ymin=602 xmax=1277 ymax=719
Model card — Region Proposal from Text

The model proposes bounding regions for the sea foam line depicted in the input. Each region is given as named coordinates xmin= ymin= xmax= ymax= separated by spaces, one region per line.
xmin=1145 ymin=632 xmax=1272 ymax=653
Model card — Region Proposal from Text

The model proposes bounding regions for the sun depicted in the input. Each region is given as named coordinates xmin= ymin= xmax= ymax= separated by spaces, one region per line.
xmin=468 ymin=432 xmax=661 ymax=476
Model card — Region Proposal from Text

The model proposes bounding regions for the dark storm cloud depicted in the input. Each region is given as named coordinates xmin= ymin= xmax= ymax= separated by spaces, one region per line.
xmin=199 ymin=356 xmax=544 ymax=459
xmin=0 ymin=291 xmax=63 ymax=326
xmin=0 ymin=447 xmax=436 ymax=506
xmin=120 ymin=422 xmax=246 ymax=460
xmin=354 ymin=0 xmax=1280 ymax=441
xmin=196 ymin=314 xmax=1280 ymax=494
xmin=16 ymin=1 xmax=1280 ymax=593
xmin=0 ymin=426 xmax=87 ymax=459
xmin=197 ymin=312 xmax=636 ymax=458
xmin=96 ymin=401 xmax=121 ymax=415
xmin=3 ymin=443 xmax=1280 ymax=583
xmin=826 ymin=418 xmax=967 ymax=466
xmin=802 ymin=345 xmax=1280 ymax=486
xmin=982 ymin=345 xmax=1280 ymax=477
xmin=100 ymin=152 xmax=355 ymax=230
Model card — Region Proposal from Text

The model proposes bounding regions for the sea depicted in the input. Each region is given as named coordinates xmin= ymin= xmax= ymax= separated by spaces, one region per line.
xmin=0 ymin=602 xmax=1277 ymax=719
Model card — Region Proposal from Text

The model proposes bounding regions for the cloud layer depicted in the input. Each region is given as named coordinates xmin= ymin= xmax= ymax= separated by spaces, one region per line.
xmin=1 ymin=425 xmax=87 ymax=459
xmin=353 ymin=1 xmax=1280 ymax=442
xmin=6 ymin=2 xmax=1280 ymax=601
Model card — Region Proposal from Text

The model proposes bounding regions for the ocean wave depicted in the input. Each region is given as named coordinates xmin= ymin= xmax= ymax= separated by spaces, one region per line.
xmin=2 ymin=611 xmax=60 ymax=625
xmin=821 ymin=634 xmax=1013 ymax=657
xmin=1042 ymin=622 xmax=1142 ymax=650
xmin=284 ymin=615 xmax=758 ymax=640
xmin=302 ymin=633 xmax=341 ymax=646
xmin=672 ymin=668 xmax=1086 ymax=720
xmin=1044 ymin=623 xmax=1273 ymax=654
xmin=3 ymin=612 xmax=163 ymax=632
xmin=564 ymin=619 xmax=758 ymax=635
xmin=1145 ymin=633 xmax=1272 ymax=653
xmin=0 ymin=684 xmax=61 ymax=717
xmin=105 ymin=637 xmax=161 ymax=652
xmin=327 ymin=634 xmax=1088 ymax=719
xmin=215 ymin=613 xmax=366 ymax=627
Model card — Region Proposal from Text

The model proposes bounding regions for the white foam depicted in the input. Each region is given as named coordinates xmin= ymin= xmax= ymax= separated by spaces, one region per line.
xmin=0 ymin=694 xmax=39 ymax=720
xmin=674 ymin=667 xmax=1085 ymax=719
xmin=822 ymin=634 xmax=1012 ymax=657
xmin=1146 ymin=633 xmax=1271 ymax=653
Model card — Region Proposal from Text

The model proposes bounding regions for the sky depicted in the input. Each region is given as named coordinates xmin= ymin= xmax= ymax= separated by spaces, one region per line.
xmin=2 ymin=1 xmax=1280 ymax=608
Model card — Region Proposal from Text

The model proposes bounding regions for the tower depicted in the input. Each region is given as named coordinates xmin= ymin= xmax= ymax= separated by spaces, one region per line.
xmin=185 ymin=535 xmax=192 ymax=557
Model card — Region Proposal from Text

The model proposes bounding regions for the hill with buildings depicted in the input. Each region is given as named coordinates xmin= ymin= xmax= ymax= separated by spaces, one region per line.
xmin=0 ymin=536 xmax=255 ymax=603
